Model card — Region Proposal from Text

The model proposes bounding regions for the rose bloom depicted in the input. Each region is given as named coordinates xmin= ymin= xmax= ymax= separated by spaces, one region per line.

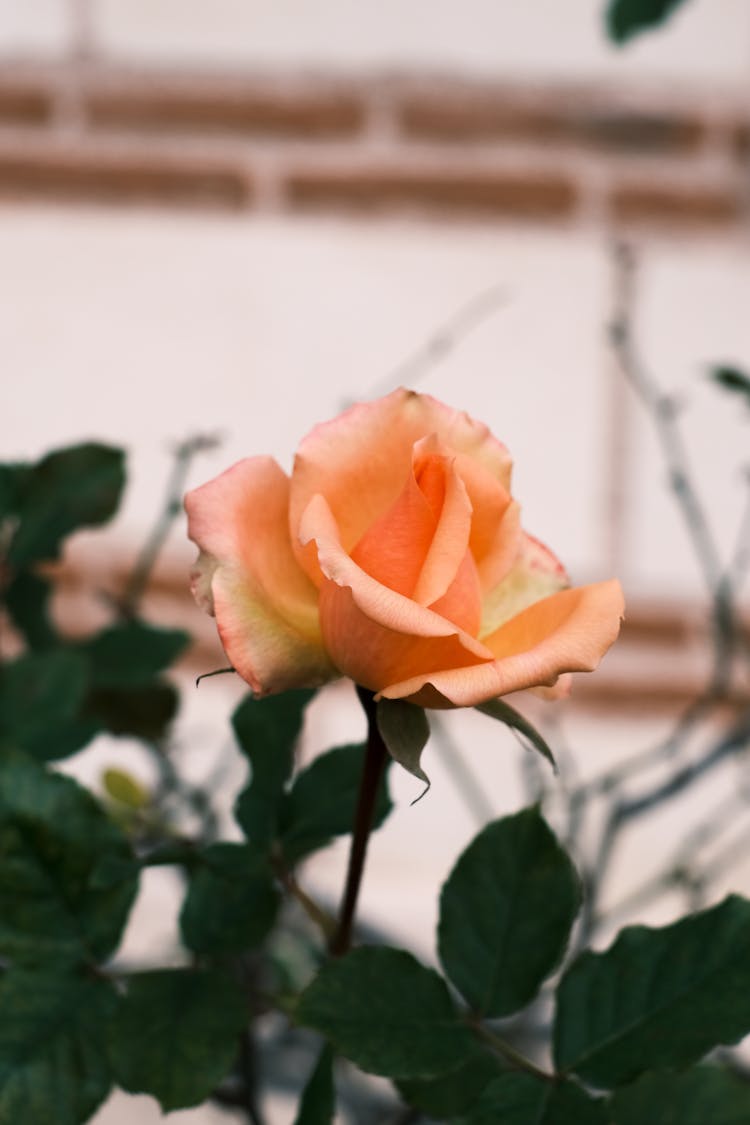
xmin=186 ymin=389 xmax=623 ymax=709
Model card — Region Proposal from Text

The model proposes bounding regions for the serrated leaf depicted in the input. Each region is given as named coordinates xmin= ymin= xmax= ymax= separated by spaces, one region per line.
xmin=376 ymin=698 xmax=430 ymax=793
xmin=233 ymin=689 xmax=316 ymax=846
xmin=296 ymin=946 xmax=475 ymax=1079
xmin=0 ymin=649 xmax=90 ymax=760
xmin=0 ymin=969 xmax=116 ymax=1125
xmin=439 ymin=808 xmax=580 ymax=1018
xmin=610 ymin=1066 xmax=750 ymax=1125
xmin=3 ymin=571 xmax=55 ymax=650
xmin=8 ymin=443 xmax=125 ymax=566
xmin=554 ymin=894 xmax=750 ymax=1087
xmin=293 ymin=1043 xmax=335 ymax=1125
xmin=179 ymin=843 xmax=280 ymax=955
xmin=280 ymin=743 xmax=392 ymax=864
xmin=0 ymin=753 xmax=138 ymax=966
xmin=475 ymin=699 xmax=556 ymax=770
xmin=109 ymin=968 xmax=247 ymax=1112
xmin=605 ymin=0 xmax=690 ymax=44
xmin=457 ymin=1072 xmax=608 ymax=1125
xmin=86 ymin=681 xmax=178 ymax=741
xmin=397 ymin=1046 xmax=505 ymax=1117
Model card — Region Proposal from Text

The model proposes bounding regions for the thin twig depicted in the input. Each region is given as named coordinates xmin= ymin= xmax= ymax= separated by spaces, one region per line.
xmin=363 ymin=283 xmax=510 ymax=401
xmin=120 ymin=432 xmax=221 ymax=616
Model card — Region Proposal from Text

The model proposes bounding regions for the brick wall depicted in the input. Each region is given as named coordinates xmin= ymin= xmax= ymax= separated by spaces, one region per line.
xmin=0 ymin=63 xmax=747 ymax=231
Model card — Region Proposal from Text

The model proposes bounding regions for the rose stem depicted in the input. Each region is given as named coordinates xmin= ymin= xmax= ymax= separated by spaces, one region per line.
xmin=328 ymin=686 xmax=389 ymax=957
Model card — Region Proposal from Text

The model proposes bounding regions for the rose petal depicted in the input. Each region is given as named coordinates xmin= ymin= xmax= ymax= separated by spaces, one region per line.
xmin=300 ymin=492 xmax=493 ymax=691
xmin=185 ymin=457 xmax=333 ymax=695
xmin=318 ymin=581 xmax=494 ymax=694
xmin=411 ymin=436 xmax=475 ymax=611
xmin=350 ymin=451 xmax=437 ymax=599
xmin=452 ymin=452 xmax=521 ymax=592
xmin=480 ymin=532 xmax=569 ymax=639
xmin=290 ymin=387 xmax=512 ymax=583
xmin=378 ymin=579 xmax=625 ymax=708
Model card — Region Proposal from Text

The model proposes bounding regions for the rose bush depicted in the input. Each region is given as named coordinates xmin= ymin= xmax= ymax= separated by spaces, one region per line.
xmin=186 ymin=389 xmax=623 ymax=708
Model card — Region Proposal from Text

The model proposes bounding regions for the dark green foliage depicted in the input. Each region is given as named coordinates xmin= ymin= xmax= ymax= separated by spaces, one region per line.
xmin=5 ymin=443 xmax=125 ymax=567
xmin=0 ymin=650 xmax=91 ymax=760
xmin=79 ymin=621 xmax=190 ymax=688
xmin=280 ymin=743 xmax=392 ymax=864
xmin=293 ymin=1043 xmax=336 ymax=1125
xmin=475 ymin=699 xmax=556 ymax=770
xmin=233 ymin=689 xmax=316 ymax=846
xmin=180 ymin=843 xmax=280 ymax=955
xmin=0 ymin=969 xmax=116 ymax=1125
xmin=439 ymin=809 xmax=580 ymax=1018
xmin=296 ymin=946 xmax=475 ymax=1079
xmin=109 ymin=968 xmax=248 ymax=1112
xmin=610 ymin=1066 xmax=750 ymax=1124
xmin=0 ymin=753 xmax=138 ymax=966
xmin=3 ymin=572 xmax=55 ymax=650
xmin=554 ymin=894 xmax=750 ymax=1087
xmin=605 ymin=0 xmax=691 ymax=44
xmin=710 ymin=365 xmax=750 ymax=406
xmin=397 ymin=1046 xmax=506 ymax=1117
xmin=0 ymin=462 xmax=29 ymax=522
xmin=457 ymin=1073 xmax=608 ymax=1125
xmin=85 ymin=681 xmax=179 ymax=741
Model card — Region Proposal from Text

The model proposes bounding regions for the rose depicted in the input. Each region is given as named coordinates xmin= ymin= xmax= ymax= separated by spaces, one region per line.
xmin=185 ymin=388 xmax=623 ymax=708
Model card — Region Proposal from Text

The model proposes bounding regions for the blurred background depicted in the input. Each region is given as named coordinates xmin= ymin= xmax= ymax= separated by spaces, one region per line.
xmin=1 ymin=1 xmax=749 ymax=1121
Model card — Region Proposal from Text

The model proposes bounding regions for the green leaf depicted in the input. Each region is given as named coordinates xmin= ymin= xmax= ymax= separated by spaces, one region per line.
xmin=296 ymin=946 xmax=475 ymax=1079
xmin=457 ymin=1072 xmax=608 ymax=1125
xmin=710 ymin=365 xmax=750 ymax=405
xmin=605 ymin=0 xmax=691 ymax=44
xmin=179 ymin=843 xmax=280 ymax=955
xmin=293 ymin=1043 xmax=336 ymax=1125
xmin=109 ymin=968 xmax=248 ymax=1112
xmin=376 ymin=698 xmax=431 ymax=794
xmin=475 ymin=699 xmax=556 ymax=771
xmin=3 ymin=572 xmax=55 ymax=650
xmin=0 ymin=753 xmax=138 ymax=966
xmin=0 ymin=462 xmax=29 ymax=522
xmin=439 ymin=808 xmax=580 ymax=1018
xmin=554 ymin=894 xmax=750 ymax=1088
xmin=610 ymin=1066 xmax=750 ymax=1125
xmin=397 ymin=1046 xmax=505 ymax=1117
xmin=0 ymin=650 xmax=92 ymax=760
xmin=280 ymin=743 xmax=392 ymax=864
xmin=233 ymin=689 xmax=316 ymax=846
xmin=0 ymin=969 xmax=116 ymax=1125
xmin=80 ymin=621 xmax=190 ymax=689
xmin=8 ymin=443 xmax=125 ymax=566
xmin=86 ymin=681 xmax=178 ymax=741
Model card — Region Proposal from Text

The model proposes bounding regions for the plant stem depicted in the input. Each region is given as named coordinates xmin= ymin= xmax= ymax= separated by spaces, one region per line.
xmin=328 ymin=686 xmax=389 ymax=957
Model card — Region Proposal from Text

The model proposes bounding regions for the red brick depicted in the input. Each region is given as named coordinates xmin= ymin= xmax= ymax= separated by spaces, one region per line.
xmin=398 ymin=92 xmax=705 ymax=155
xmin=609 ymin=183 xmax=740 ymax=226
xmin=731 ymin=121 xmax=750 ymax=159
xmin=0 ymin=83 xmax=53 ymax=126
xmin=0 ymin=148 xmax=251 ymax=209
xmin=284 ymin=166 xmax=578 ymax=219
xmin=86 ymin=82 xmax=366 ymax=138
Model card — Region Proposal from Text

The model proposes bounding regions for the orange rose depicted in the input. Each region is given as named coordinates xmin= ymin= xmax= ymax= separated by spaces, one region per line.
xmin=185 ymin=389 xmax=623 ymax=708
